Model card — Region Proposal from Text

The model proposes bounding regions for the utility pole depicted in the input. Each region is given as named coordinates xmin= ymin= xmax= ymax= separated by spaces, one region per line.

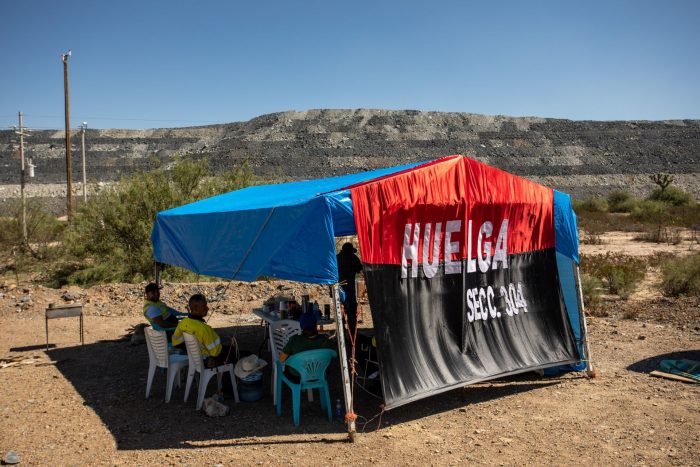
xmin=16 ymin=112 xmax=28 ymax=244
xmin=80 ymin=122 xmax=87 ymax=203
xmin=62 ymin=50 xmax=73 ymax=222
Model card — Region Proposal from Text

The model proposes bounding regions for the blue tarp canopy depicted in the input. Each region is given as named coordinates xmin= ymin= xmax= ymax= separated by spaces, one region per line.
xmin=151 ymin=161 xmax=423 ymax=284
xmin=151 ymin=156 xmax=579 ymax=285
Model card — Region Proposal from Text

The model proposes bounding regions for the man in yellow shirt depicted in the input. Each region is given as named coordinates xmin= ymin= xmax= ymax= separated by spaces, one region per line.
xmin=172 ymin=294 xmax=234 ymax=367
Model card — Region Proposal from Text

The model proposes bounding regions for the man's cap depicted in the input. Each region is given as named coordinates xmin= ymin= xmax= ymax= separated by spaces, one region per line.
xmin=341 ymin=242 xmax=357 ymax=253
xmin=299 ymin=311 xmax=318 ymax=330
xmin=145 ymin=282 xmax=161 ymax=293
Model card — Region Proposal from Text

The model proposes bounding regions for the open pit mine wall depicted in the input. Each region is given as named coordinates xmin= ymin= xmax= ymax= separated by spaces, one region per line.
xmin=1 ymin=110 xmax=699 ymax=213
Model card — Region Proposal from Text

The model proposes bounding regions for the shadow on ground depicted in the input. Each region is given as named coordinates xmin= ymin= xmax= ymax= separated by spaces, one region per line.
xmin=46 ymin=323 xmax=559 ymax=450
xmin=627 ymin=350 xmax=700 ymax=374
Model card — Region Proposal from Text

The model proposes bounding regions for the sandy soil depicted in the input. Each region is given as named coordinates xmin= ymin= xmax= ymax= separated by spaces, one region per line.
xmin=0 ymin=233 xmax=698 ymax=466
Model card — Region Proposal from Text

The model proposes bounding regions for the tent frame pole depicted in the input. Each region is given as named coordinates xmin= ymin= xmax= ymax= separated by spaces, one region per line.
xmin=154 ymin=261 xmax=161 ymax=286
xmin=574 ymin=264 xmax=595 ymax=377
xmin=331 ymin=283 xmax=356 ymax=441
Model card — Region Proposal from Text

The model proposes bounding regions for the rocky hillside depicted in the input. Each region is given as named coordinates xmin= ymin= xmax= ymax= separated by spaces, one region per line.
xmin=1 ymin=109 xmax=699 ymax=208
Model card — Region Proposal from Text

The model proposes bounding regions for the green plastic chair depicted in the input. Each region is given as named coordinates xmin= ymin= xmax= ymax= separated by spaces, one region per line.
xmin=276 ymin=348 xmax=337 ymax=426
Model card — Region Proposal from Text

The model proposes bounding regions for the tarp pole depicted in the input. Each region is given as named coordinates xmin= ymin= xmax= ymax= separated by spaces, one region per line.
xmin=574 ymin=264 xmax=596 ymax=377
xmin=331 ymin=283 xmax=356 ymax=441
xmin=154 ymin=261 xmax=161 ymax=286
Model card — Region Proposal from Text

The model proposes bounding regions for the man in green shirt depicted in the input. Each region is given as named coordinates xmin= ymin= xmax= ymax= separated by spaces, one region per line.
xmin=279 ymin=312 xmax=336 ymax=381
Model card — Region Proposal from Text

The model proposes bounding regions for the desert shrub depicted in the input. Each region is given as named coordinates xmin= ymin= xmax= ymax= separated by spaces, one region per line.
xmin=660 ymin=253 xmax=700 ymax=297
xmin=669 ymin=204 xmax=700 ymax=231
xmin=666 ymin=227 xmax=684 ymax=245
xmin=607 ymin=190 xmax=639 ymax=213
xmin=575 ymin=210 xmax=644 ymax=233
xmin=580 ymin=231 xmax=603 ymax=245
xmin=573 ymin=196 xmax=608 ymax=213
xmin=622 ymin=307 xmax=639 ymax=320
xmin=0 ymin=198 xmax=63 ymax=257
xmin=646 ymin=252 xmax=668 ymax=268
xmin=580 ymin=253 xmax=646 ymax=299
xmin=580 ymin=273 xmax=603 ymax=312
xmin=51 ymin=158 xmax=255 ymax=286
xmin=630 ymin=199 xmax=668 ymax=224
xmin=633 ymin=229 xmax=658 ymax=243
xmin=648 ymin=186 xmax=695 ymax=207
xmin=634 ymin=226 xmax=684 ymax=244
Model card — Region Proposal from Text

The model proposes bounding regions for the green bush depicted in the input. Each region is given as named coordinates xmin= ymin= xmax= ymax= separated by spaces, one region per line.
xmin=660 ymin=253 xmax=700 ymax=297
xmin=630 ymin=199 xmax=669 ymax=224
xmin=573 ymin=196 xmax=608 ymax=213
xmin=575 ymin=210 xmax=644 ymax=233
xmin=0 ymin=199 xmax=64 ymax=258
xmin=648 ymin=186 xmax=695 ymax=207
xmin=580 ymin=273 xmax=603 ymax=312
xmin=607 ymin=190 xmax=639 ymax=213
xmin=51 ymin=158 xmax=255 ymax=286
xmin=580 ymin=253 xmax=646 ymax=299
xmin=0 ymin=200 xmax=62 ymax=248
xmin=668 ymin=204 xmax=700 ymax=230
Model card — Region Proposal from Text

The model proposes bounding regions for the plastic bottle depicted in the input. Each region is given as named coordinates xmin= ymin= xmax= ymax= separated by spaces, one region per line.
xmin=334 ymin=398 xmax=343 ymax=420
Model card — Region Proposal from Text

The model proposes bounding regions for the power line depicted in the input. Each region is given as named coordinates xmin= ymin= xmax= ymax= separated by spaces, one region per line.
xmin=7 ymin=113 xmax=223 ymax=124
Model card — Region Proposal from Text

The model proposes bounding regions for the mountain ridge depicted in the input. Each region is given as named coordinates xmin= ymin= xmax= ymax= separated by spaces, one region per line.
xmin=2 ymin=109 xmax=698 ymax=208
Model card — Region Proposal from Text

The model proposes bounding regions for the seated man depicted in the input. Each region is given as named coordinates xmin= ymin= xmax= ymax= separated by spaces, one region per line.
xmin=143 ymin=282 xmax=187 ymax=336
xmin=279 ymin=311 xmax=336 ymax=381
xmin=172 ymin=293 xmax=235 ymax=367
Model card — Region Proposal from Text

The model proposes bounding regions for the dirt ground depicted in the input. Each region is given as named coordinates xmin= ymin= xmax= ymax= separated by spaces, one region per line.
xmin=0 ymin=233 xmax=698 ymax=466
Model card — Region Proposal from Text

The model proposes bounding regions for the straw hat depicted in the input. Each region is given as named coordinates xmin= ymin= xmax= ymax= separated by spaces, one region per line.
xmin=234 ymin=354 xmax=267 ymax=379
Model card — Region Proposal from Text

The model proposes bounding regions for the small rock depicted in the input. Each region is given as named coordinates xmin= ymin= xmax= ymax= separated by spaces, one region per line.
xmin=62 ymin=291 xmax=77 ymax=301
xmin=638 ymin=335 xmax=646 ymax=340
xmin=2 ymin=451 xmax=20 ymax=464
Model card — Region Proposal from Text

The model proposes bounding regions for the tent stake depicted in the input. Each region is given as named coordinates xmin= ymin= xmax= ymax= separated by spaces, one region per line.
xmin=574 ymin=264 xmax=596 ymax=377
xmin=331 ymin=284 xmax=357 ymax=440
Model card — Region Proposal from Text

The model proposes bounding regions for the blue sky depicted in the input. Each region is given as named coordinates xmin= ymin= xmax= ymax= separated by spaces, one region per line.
xmin=1 ymin=0 xmax=699 ymax=129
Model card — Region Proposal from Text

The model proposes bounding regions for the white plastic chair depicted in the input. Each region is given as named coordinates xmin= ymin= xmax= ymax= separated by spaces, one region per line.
xmin=144 ymin=327 xmax=189 ymax=402
xmin=182 ymin=332 xmax=240 ymax=410
xmin=269 ymin=319 xmax=302 ymax=406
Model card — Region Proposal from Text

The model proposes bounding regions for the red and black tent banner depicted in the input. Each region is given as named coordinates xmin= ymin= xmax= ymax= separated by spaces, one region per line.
xmin=351 ymin=155 xmax=580 ymax=409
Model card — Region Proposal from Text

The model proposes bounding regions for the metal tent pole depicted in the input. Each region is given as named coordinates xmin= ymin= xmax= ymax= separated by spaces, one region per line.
xmin=574 ymin=263 xmax=596 ymax=377
xmin=331 ymin=283 xmax=356 ymax=441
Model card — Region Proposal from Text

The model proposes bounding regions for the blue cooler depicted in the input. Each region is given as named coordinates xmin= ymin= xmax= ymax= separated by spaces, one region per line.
xmin=238 ymin=371 xmax=264 ymax=401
